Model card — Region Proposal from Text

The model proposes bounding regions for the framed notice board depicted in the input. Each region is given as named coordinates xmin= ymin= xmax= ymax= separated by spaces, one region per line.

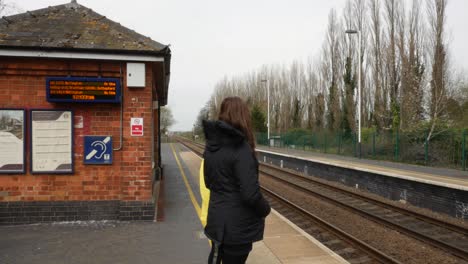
xmin=31 ymin=110 xmax=74 ymax=174
xmin=46 ymin=77 xmax=121 ymax=103
xmin=0 ymin=109 xmax=25 ymax=174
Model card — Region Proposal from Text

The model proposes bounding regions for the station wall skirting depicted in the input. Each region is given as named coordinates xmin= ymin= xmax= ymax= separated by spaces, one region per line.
xmin=0 ymin=200 xmax=155 ymax=225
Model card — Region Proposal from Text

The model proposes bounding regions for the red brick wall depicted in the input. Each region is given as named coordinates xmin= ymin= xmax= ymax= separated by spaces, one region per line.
xmin=0 ymin=57 xmax=155 ymax=202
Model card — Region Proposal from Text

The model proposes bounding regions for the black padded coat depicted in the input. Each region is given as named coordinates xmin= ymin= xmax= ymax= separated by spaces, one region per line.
xmin=202 ymin=120 xmax=271 ymax=245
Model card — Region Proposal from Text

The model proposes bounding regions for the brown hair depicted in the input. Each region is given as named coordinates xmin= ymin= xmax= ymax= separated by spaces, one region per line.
xmin=218 ymin=97 xmax=256 ymax=150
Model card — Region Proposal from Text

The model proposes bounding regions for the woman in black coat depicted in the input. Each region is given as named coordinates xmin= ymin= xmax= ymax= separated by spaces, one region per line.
xmin=203 ymin=97 xmax=271 ymax=264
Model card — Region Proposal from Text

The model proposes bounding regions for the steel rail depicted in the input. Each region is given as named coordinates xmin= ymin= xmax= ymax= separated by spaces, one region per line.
xmin=261 ymin=162 xmax=468 ymax=236
xmin=261 ymin=169 xmax=468 ymax=261
xmin=261 ymin=186 xmax=403 ymax=264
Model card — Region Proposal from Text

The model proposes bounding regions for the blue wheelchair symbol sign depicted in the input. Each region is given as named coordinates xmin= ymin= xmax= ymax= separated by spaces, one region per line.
xmin=84 ymin=136 xmax=113 ymax=165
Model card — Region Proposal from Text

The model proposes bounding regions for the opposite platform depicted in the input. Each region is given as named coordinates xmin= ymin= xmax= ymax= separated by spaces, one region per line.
xmin=257 ymin=146 xmax=468 ymax=191
xmin=256 ymin=146 xmax=468 ymax=218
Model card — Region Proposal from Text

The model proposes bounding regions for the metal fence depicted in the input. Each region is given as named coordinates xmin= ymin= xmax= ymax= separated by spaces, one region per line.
xmin=256 ymin=130 xmax=468 ymax=171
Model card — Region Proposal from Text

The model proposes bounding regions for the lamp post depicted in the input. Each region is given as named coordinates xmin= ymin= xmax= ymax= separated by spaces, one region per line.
xmin=345 ymin=29 xmax=362 ymax=158
xmin=261 ymin=79 xmax=270 ymax=144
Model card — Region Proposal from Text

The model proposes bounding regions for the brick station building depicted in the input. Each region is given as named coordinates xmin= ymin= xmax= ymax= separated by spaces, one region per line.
xmin=0 ymin=1 xmax=171 ymax=224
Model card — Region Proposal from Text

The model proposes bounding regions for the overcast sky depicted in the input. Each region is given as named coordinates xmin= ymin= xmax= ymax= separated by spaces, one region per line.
xmin=8 ymin=0 xmax=468 ymax=131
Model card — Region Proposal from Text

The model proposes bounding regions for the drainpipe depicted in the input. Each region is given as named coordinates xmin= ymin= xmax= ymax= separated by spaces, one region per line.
xmin=113 ymin=63 xmax=124 ymax=151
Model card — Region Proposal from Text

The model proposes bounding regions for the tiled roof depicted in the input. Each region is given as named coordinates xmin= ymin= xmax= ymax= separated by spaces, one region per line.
xmin=0 ymin=1 xmax=169 ymax=54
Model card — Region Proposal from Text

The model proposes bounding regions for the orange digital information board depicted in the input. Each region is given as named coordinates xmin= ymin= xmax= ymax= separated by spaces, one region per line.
xmin=46 ymin=77 xmax=121 ymax=103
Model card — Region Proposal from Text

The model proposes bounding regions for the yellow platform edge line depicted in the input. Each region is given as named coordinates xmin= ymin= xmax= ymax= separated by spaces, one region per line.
xmin=170 ymin=143 xmax=202 ymax=219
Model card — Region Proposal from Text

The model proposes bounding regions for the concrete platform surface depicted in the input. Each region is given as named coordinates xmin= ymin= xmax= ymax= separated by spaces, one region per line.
xmin=248 ymin=210 xmax=347 ymax=264
xmin=175 ymin=143 xmax=349 ymax=264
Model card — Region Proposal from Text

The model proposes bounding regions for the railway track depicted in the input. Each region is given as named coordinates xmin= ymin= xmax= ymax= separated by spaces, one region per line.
xmin=176 ymin=137 xmax=403 ymax=263
xmin=260 ymin=162 xmax=468 ymax=260
xmin=176 ymin=137 xmax=468 ymax=262
xmin=261 ymin=186 xmax=402 ymax=264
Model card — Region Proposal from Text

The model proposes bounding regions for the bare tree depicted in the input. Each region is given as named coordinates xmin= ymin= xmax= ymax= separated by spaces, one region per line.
xmin=315 ymin=92 xmax=326 ymax=130
xmin=0 ymin=0 xmax=6 ymax=16
xmin=426 ymin=0 xmax=449 ymax=140
xmin=316 ymin=51 xmax=328 ymax=131
xmin=342 ymin=0 xmax=357 ymax=135
xmin=288 ymin=60 xmax=305 ymax=128
xmin=0 ymin=0 xmax=21 ymax=16
xmin=400 ymin=0 xmax=426 ymax=130
xmin=160 ymin=106 xmax=175 ymax=134
xmin=384 ymin=0 xmax=402 ymax=130
xmin=396 ymin=0 xmax=406 ymax=129
xmin=202 ymin=0 xmax=461 ymax=142
xmin=269 ymin=65 xmax=283 ymax=133
xmin=325 ymin=9 xmax=343 ymax=131
xmin=369 ymin=0 xmax=389 ymax=129
xmin=353 ymin=0 xmax=371 ymax=128
xmin=193 ymin=103 xmax=210 ymax=137
xmin=305 ymin=57 xmax=319 ymax=130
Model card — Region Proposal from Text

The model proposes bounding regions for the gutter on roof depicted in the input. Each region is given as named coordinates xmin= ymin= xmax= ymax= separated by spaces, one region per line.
xmin=0 ymin=45 xmax=169 ymax=56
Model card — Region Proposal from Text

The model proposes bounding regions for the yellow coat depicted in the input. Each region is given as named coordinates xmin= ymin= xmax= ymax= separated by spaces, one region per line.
xmin=199 ymin=159 xmax=210 ymax=227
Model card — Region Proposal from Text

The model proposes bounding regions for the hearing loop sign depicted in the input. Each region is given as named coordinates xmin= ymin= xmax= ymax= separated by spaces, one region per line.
xmin=84 ymin=136 xmax=113 ymax=165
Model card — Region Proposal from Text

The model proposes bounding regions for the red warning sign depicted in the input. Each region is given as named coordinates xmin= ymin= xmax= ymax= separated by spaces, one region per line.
xmin=131 ymin=118 xmax=143 ymax=136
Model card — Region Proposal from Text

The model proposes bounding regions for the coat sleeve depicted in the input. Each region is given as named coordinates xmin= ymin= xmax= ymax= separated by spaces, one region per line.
xmin=234 ymin=144 xmax=271 ymax=218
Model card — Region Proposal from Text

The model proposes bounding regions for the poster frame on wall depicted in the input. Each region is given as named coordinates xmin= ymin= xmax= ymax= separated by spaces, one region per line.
xmin=30 ymin=109 xmax=74 ymax=174
xmin=0 ymin=109 xmax=26 ymax=174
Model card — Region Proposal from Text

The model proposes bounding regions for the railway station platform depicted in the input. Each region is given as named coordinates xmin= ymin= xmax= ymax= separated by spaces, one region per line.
xmin=0 ymin=142 xmax=348 ymax=263
xmin=257 ymin=146 xmax=468 ymax=190
xmin=256 ymin=146 xmax=468 ymax=218
xmin=170 ymin=143 xmax=348 ymax=264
